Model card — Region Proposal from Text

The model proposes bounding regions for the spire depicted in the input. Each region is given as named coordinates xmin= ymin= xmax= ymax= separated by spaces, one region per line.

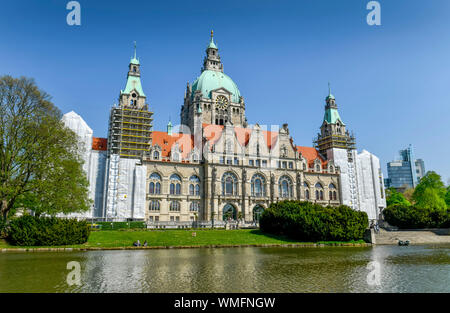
xmin=208 ymin=30 xmax=218 ymax=49
xmin=130 ymin=41 xmax=139 ymax=65
xmin=167 ymin=118 xmax=173 ymax=136
xmin=326 ymin=82 xmax=335 ymax=100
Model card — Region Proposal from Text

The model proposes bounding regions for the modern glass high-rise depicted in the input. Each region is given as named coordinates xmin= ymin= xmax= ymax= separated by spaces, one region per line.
xmin=384 ymin=145 xmax=425 ymax=190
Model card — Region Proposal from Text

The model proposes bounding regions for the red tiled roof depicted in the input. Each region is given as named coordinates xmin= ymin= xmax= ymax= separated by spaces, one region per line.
xmin=150 ymin=127 xmax=327 ymax=168
xmin=152 ymin=131 xmax=194 ymax=158
xmin=296 ymin=146 xmax=327 ymax=168
xmin=92 ymin=137 xmax=107 ymax=151
xmin=202 ymin=123 xmax=278 ymax=150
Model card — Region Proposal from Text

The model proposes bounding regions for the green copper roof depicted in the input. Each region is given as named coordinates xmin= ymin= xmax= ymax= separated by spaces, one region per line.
xmin=208 ymin=30 xmax=218 ymax=49
xmin=324 ymin=108 xmax=345 ymax=125
xmin=208 ymin=38 xmax=218 ymax=49
xmin=122 ymin=75 xmax=146 ymax=97
xmin=191 ymin=70 xmax=241 ymax=103
xmin=130 ymin=57 xmax=140 ymax=65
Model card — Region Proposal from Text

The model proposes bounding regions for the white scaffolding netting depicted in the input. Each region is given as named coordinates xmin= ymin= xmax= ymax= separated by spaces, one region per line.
xmin=61 ymin=111 xmax=107 ymax=219
xmin=355 ymin=150 xmax=386 ymax=221
xmin=62 ymin=111 xmax=93 ymax=173
xmin=105 ymin=156 xmax=146 ymax=219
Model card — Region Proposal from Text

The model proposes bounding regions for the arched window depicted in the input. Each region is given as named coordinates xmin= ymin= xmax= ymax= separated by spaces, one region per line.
xmin=150 ymin=173 xmax=161 ymax=180
xmin=170 ymin=201 xmax=180 ymax=211
xmin=222 ymin=172 xmax=238 ymax=196
xmin=251 ymin=174 xmax=266 ymax=197
xmin=304 ymin=182 xmax=310 ymax=200
xmin=149 ymin=200 xmax=160 ymax=211
xmin=149 ymin=173 xmax=162 ymax=194
xmin=190 ymin=202 xmax=200 ymax=212
xmin=150 ymin=182 xmax=155 ymax=194
xmin=315 ymin=183 xmax=324 ymax=200
xmin=303 ymin=163 xmax=307 ymax=171
xmin=170 ymin=174 xmax=182 ymax=195
xmin=279 ymin=176 xmax=293 ymax=198
xmin=189 ymin=175 xmax=200 ymax=196
xmin=329 ymin=183 xmax=337 ymax=201
xmin=153 ymin=151 xmax=160 ymax=160
xmin=316 ymin=164 xmax=321 ymax=172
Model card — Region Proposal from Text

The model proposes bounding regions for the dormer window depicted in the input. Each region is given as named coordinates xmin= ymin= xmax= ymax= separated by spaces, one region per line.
xmin=133 ymin=66 xmax=137 ymax=72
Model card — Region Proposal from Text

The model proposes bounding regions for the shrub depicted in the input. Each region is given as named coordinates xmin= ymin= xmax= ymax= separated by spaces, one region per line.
xmin=7 ymin=215 xmax=90 ymax=246
xmin=259 ymin=201 xmax=368 ymax=242
xmin=383 ymin=205 xmax=450 ymax=229
xmin=95 ymin=221 xmax=146 ymax=230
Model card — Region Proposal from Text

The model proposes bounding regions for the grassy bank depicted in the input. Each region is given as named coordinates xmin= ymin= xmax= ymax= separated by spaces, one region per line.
xmin=0 ymin=229 xmax=367 ymax=250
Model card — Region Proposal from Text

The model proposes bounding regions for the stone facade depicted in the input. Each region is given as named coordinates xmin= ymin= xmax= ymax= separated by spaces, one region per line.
xmin=65 ymin=33 xmax=386 ymax=224
xmin=143 ymin=123 xmax=340 ymax=223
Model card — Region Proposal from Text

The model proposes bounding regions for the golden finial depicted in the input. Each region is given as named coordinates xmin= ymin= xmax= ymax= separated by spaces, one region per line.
xmin=211 ymin=30 xmax=214 ymax=38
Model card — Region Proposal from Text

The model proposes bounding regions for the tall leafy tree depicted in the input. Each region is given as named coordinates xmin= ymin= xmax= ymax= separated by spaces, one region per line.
xmin=386 ymin=188 xmax=411 ymax=207
xmin=445 ymin=186 xmax=450 ymax=208
xmin=412 ymin=171 xmax=446 ymax=210
xmin=0 ymin=75 xmax=91 ymax=220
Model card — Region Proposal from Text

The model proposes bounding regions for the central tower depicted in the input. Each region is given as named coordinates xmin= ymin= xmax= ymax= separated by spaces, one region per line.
xmin=181 ymin=31 xmax=247 ymax=130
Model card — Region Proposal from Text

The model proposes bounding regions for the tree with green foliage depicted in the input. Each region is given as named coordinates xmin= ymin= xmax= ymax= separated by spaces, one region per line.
xmin=0 ymin=75 xmax=91 ymax=221
xmin=386 ymin=188 xmax=411 ymax=207
xmin=412 ymin=171 xmax=447 ymax=210
xmin=445 ymin=186 xmax=450 ymax=208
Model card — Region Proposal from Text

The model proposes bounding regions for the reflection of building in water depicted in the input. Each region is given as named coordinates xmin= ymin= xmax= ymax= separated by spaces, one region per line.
xmin=81 ymin=251 xmax=150 ymax=292
xmin=62 ymin=32 xmax=386 ymax=224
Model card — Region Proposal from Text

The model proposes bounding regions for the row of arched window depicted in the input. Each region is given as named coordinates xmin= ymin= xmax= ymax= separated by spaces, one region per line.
xmin=304 ymin=182 xmax=338 ymax=201
xmin=148 ymin=173 xmax=201 ymax=196
xmin=149 ymin=172 xmax=337 ymax=201
xmin=149 ymin=200 xmax=200 ymax=212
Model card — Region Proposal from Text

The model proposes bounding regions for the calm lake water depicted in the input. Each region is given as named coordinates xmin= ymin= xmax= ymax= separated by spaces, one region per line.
xmin=0 ymin=245 xmax=449 ymax=293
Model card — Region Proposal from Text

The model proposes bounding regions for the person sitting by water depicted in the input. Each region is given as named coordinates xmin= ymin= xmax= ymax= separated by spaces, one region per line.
xmin=133 ymin=241 xmax=138 ymax=247
xmin=143 ymin=240 xmax=148 ymax=247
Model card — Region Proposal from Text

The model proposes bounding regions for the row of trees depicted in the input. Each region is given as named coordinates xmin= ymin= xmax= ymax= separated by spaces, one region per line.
xmin=384 ymin=171 xmax=450 ymax=229
xmin=0 ymin=75 xmax=91 ymax=225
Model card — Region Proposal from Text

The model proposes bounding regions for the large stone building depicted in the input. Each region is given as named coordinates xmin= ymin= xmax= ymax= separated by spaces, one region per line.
xmin=62 ymin=32 xmax=386 ymax=224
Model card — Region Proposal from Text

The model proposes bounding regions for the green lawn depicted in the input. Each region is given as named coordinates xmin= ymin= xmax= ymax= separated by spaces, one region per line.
xmin=0 ymin=229 xmax=366 ymax=249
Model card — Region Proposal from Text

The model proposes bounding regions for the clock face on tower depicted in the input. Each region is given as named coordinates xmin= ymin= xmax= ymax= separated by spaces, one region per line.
xmin=216 ymin=95 xmax=229 ymax=110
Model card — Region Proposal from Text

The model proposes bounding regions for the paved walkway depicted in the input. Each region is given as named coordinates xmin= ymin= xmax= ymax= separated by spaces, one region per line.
xmin=375 ymin=228 xmax=450 ymax=245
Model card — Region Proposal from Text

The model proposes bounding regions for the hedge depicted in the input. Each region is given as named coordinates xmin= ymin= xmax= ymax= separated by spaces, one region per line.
xmin=7 ymin=215 xmax=90 ymax=246
xmin=95 ymin=221 xmax=146 ymax=230
xmin=383 ymin=205 xmax=450 ymax=229
xmin=259 ymin=201 xmax=368 ymax=242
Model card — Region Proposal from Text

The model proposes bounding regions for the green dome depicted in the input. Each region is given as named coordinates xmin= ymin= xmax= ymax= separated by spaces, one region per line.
xmin=191 ymin=70 xmax=241 ymax=103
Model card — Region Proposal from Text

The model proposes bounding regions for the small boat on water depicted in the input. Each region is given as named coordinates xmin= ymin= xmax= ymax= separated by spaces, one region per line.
xmin=398 ymin=240 xmax=410 ymax=246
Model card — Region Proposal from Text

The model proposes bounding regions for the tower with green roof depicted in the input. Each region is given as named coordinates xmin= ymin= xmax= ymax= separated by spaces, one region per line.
xmin=314 ymin=84 xmax=355 ymax=159
xmin=107 ymin=42 xmax=153 ymax=159
xmin=180 ymin=31 xmax=247 ymax=130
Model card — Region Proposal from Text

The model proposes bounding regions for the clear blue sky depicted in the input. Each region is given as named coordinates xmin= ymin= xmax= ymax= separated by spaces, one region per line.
xmin=1 ymin=0 xmax=449 ymax=183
